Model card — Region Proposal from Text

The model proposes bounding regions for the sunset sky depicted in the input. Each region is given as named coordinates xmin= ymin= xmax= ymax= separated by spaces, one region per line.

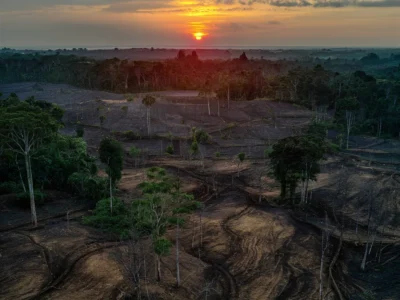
xmin=1 ymin=0 xmax=400 ymax=48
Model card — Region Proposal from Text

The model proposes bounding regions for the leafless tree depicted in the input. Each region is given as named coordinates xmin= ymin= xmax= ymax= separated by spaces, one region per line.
xmin=345 ymin=110 xmax=355 ymax=149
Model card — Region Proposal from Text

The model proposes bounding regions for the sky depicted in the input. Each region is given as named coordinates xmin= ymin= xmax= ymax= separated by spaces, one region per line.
xmin=0 ymin=0 xmax=400 ymax=48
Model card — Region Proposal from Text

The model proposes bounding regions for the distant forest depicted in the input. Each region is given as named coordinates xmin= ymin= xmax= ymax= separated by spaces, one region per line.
xmin=0 ymin=51 xmax=400 ymax=137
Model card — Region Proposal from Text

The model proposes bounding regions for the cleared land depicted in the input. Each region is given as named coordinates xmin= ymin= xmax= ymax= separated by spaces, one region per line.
xmin=1 ymin=83 xmax=400 ymax=300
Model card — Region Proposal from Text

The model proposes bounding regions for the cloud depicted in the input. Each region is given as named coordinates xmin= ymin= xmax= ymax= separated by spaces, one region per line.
xmin=216 ymin=0 xmax=236 ymax=4
xmin=215 ymin=0 xmax=400 ymax=7
xmin=0 ymin=0 xmax=110 ymax=11
xmin=356 ymin=0 xmax=400 ymax=7
xmin=103 ymin=1 xmax=174 ymax=13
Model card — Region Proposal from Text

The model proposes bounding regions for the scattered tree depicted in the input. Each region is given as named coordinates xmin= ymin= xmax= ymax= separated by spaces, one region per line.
xmin=99 ymin=137 xmax=124 ymax=213
xmin=142 ymin=95 xmax=156 ymax=136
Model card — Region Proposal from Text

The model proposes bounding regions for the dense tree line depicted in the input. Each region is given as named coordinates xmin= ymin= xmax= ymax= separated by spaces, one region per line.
xmin=1 ymin=53 xmax=399 ymax=137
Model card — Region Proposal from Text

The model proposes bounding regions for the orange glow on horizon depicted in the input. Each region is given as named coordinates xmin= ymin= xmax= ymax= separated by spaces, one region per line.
xmin=193 ymin=32 xmax=205 ymax=41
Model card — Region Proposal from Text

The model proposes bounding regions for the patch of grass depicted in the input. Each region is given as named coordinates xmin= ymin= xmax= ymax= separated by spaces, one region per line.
xmin=122 ymin=130 xmax=141 ymax=140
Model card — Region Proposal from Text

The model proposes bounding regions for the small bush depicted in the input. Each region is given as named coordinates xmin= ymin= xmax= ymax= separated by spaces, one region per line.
xmin=76 ymin=124 xmax=84 ymax=138
xmin=0 ymin=181 xmax=18 ymax=195
xmin=15 ymin=190 xmax=46 ymax=209
xmin=238 ymin=152 xmax=246 ymax=162
xmin=327 ymin=142 xmax=340 ymax=153
xmin=125 ymin=95 xmax=134 ymax=102
xmin=215 ymin=152 xmax=221 ymax=158
xmin=83 ymin=198 xmax=130 ymax=238
xmin=166 ymin=144 xmax=174 ymax=155
xmin=68 ymin=172 xmax=108 ymax=201
xmin=99 ymin=115 xmax=106 ymax=126
xmin=264 ymin=147 xmax=273 ymax=158
xmin=194 ymin=129 xmax=210 ymax=144
xmin=121 ymin=106 xmax=128 ymax=112
xmin=123 ymin=130 xmax=140 ymax=140
xmin=129 ymin=146 xmax=141 ymax=158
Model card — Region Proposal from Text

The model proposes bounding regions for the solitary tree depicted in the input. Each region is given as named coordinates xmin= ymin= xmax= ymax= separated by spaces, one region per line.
xmin=269 ymin=135 xmax=326 ymax=202
xmin=129 ymin=146 xmax=141 ymax=168
xmin=337 ymin=97 xmax=359 ymax=149
xmin=142 ymin=95 xmax=156 ymax=136
xmin=237 ymin=152 xmax=246 ymax=177
xmin=199 ymin=80 xmax=213 ymax=116
xmin=0 ymin=102 xmax=59 ymax=226
xmin=99 ymin=137 xmax=124 ymax=213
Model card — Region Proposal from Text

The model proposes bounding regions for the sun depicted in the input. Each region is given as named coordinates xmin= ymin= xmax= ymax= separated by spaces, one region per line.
xmin=193 ymin=32 xmax=204 ymax=41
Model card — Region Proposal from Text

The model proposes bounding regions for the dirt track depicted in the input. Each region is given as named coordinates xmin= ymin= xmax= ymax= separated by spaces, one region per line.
xmin=2 ymin=83 xmax=400 ymax=299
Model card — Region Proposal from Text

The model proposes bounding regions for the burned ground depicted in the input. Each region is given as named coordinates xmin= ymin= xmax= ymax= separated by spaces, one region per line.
xmin=1 ymin=83 xmax=400 ymax=299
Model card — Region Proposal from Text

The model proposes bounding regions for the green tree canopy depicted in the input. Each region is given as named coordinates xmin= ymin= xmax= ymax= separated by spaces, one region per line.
xmin=269 ymin=134 xmax=326 ymax=201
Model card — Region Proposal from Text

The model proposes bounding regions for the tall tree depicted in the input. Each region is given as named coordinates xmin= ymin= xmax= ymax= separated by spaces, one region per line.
xmin=199 ymin=79 xmax=213 ymax=116
xmin=336 ymin=97 xmax=359 ymax=149
xmin=0 ymin=102 xmax=60 ymax=226
xmin=99 ymin=137 xmax=124 ymax=214
xmin=142 ymin=95 xmax=156 ymax=136
xmin=269 ymin=134 xmax=326 ymax=202
xmin=133 ymin=167 xmax=199 ymax=284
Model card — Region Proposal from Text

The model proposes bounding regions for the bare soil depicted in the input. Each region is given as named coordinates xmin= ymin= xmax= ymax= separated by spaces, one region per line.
xmin=1 ymin=83 xmax=400 ymax=299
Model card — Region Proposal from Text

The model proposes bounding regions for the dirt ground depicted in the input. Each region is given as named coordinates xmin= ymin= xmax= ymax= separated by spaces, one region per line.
xmin=1 ymin=83 xmax=400 ymax=299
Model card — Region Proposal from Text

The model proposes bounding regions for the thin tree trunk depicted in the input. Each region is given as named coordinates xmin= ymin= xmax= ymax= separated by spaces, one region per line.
xmin=25 ymin=153 xmax=37 ymax=226
xmin=147 ymin=108 xmax=151 ymax=136
xmin=217 ymin=99 xmax=220 ymax=117
xmin=176 ymin=220 xmax=180 ymax=287
xmin=157 ymin=255 xmax=161 ymax=281
xmin=227 ymin=84 xmax=230 ymax=111
xmin=200 ymin=210 xmax=203 ymax=248
xmin=361 ymin=241 xmax=369 ymax=271
xmin=16 ymin=155 xmax=27 ymax=192
xmin=109 ymin=175 xmax=113 ymax=214
xmin=207 ymin=97 xmax=211 ymax=116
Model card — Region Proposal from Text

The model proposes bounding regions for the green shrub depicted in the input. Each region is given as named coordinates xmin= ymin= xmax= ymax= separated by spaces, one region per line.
xmin=83 ymin=198 xmax=130 ymax=238
xmin=121 ymin=106 xmax=128 ymax=112
xmin=238 ymin=152 xmax=246 ymax=162
xmin=125 ymin=95 xmax=134 ymax=102
xmin=123 ymin=130 xmax=140 ymax=140
xmin=68 ymin=172 xmax=108 ymax=201
xmin=15 ymin=190 xmax=46 ymax=209
xmin=194 ymin=129 xmax=210 ymax=144
xmin=129 ymin=146 xmax=141 ymax=158
xmin=328 ymin=142 xmax=340 ymax=153
xmin=76 ymin=124 xmax=84 ymax=138
xmin=154 ymin=238 xmax=172 ymax=256
xmin=215 ymin=152 xmax=221 ymax=158
xmin=264 ymin=147 xmax=273 ymax=158
xmin=0 ymin=181 xmax=18 ymax=195
xmin=166 ymin=144 xmax=174 ymax=155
